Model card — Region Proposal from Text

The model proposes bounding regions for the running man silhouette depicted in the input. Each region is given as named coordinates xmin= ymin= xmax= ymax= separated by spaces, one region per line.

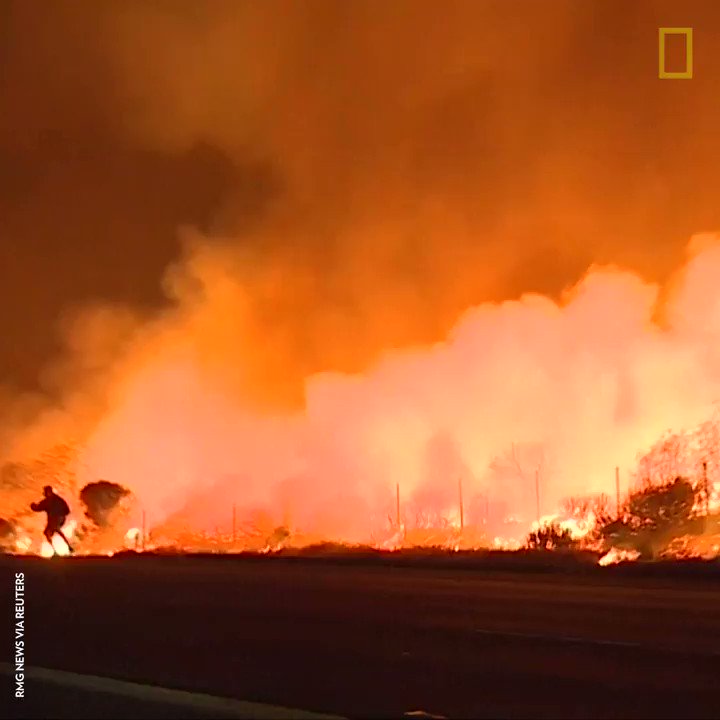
xmin=30 ymin=486 xmax=73 ymax=553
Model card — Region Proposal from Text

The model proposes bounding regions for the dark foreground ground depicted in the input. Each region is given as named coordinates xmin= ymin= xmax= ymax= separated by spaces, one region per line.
xmin=2 ymin=553 xmax=720 ymax=719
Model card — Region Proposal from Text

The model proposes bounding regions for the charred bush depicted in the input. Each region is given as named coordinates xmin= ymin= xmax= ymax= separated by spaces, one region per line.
xmin=80 ymin=480 xmax=132 ymax=528
xmin=596 ymin=476 xmax=703 ymax=559
xmin=626 ymin=476 xmax=697 ymax=530
xmin=526 ymin=521 xmax=575 ymax=551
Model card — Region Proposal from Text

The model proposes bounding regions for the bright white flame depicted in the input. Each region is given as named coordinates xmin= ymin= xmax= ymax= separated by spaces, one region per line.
xmin=14 ymin=535 xmax=32 ymax=553
xmin=530 ymin=514 xmax=559 ymax=532
xmin=493 ymin=537 xmax=522 ymax=550
xmin=125 ymin=527 xmax=140 ymax=542
xmin=40 ymin=519 xmax=76 ymax=557
xmin=710 ymin=481 xmax=720 ymax=512
xmin=529 ymin=512 xmax=597 ymax=541
xmin=598 ymin=547 xmax=640 ymax=566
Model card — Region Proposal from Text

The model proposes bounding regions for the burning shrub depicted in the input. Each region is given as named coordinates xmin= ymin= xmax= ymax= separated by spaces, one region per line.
xmin=0 ymin=518 xmax=16 ymax=551
xmin=596 ymin=476 xmax=703 ymax=559
xmin=526 ymin=521 xmax=575 ymax=551
xmin=77 ymin=480 xmax=136 ymax=553
xmin=267 ymin=525 xmax=290 ymax=547
xmin=560 ymin=493 xmax=613 ymax=525
xmin=626 ymin=477 xmax=698 ymax=529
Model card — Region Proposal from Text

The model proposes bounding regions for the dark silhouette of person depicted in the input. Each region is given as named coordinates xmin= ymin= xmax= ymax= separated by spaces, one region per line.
xmin=30 ymin=486 xmax=73 ymax=553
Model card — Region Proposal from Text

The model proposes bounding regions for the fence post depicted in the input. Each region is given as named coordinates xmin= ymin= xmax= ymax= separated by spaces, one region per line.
xmin=458 ymin=477 xmax=464 ymax=531
xmin=703 ymin=462 xmax=710 ymax=530
xmin=396 ymin=483 xmax=401 ymax=527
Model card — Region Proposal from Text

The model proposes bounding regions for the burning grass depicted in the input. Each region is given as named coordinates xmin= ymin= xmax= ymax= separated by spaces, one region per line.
xmin=4 ymin=409 xmax=720 ymax=562
xmin=51 ymin=545 xmax=720 ymax=586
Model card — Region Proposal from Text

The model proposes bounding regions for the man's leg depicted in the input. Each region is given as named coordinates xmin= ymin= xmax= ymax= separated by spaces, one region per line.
xmin=44 ymin=520 xmax=72 ymax=553
xmin=43 ymin=525 xmax=56 ymax=555
xmin=55 ymin=527 xmax=73 ymax=552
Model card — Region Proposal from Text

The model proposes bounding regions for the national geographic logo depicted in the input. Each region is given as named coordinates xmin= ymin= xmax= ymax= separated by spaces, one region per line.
xmin=658 ymin=27 xmax=693 ymax=79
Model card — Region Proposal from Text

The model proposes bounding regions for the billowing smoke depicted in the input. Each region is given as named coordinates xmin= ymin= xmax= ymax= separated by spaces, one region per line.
xmin=6 ymin=232 xmax=720 ymax=543
xmin=3 ymin=2 xmax=720 ymax=543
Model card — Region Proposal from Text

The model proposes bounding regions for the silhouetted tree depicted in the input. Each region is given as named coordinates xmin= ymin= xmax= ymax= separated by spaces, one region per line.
xmin=595 ymin=477 xmax=702 ymax=559
xmin=80 ymin=480 xmax=132 ymax=528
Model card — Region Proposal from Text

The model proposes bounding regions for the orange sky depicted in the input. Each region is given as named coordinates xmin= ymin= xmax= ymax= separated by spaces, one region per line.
xmin=3 ymin=2 xmax=720 ymax=538
xmin=1 ymin=1 xmax=720 ymax=403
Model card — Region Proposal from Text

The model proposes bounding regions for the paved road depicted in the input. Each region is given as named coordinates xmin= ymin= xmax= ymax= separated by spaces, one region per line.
xmin=2 ymin=555 xmax=720 ymax=719
xmin=1 ymin=663 xmax=342 ymax=719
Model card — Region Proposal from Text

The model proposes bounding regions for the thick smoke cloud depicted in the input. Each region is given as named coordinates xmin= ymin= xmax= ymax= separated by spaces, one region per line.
xmin=2 ymin=1 xmax=720 ymax=402
xmin=96 ymin=0 xmax=720 ymax=403
xmin=3 ymin=2 xmax=720 ymax=538
xmin=68 ymin=234 xmax=720 ymax=539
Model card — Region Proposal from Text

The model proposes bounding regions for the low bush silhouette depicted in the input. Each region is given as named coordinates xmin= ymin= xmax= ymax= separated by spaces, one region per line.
xmin=595 ymin=477 xmax=704 ymax=559
xmin=80 ymin=480 xmax=132 ymax=528
xmin=526 ymin=521 xmax=575 ymax=551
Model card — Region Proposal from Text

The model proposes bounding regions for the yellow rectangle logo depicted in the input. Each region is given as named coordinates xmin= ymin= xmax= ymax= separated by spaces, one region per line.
xmin=659 ymin=27 xmax=693 ymax=79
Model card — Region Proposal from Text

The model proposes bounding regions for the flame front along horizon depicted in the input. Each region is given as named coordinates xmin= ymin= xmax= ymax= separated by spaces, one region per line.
xmin=4 ymin=235 xmax=720 ymax=562
xmin=2 ymin=3 xmax=720 ymax=564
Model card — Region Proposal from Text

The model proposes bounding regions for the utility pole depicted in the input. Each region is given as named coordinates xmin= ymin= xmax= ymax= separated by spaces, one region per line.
xmin=396 ymin=483 xmax=401 ymax=528
xmin=458 ymin=477 xmax=464 ymax=531
xmin=615 ymin=466 xmax=621 ymax=519
xmin=535 ymin=468 xmax=540 ymax=524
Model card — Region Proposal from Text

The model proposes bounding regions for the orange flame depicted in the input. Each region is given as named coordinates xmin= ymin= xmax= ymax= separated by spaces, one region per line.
xmin=6 ymin=235 xmax=720 ymax=556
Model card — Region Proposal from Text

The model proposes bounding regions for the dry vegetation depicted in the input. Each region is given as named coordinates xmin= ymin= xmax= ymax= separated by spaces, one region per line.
xmin=2 ymin=416 xmax=720 ymax=561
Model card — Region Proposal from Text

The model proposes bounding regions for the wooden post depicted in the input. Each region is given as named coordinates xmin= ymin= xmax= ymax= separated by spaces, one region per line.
xmin=615 ymin=466 xmax=621 ymax=518
xmin=396 ymin=483 xmax=401 ymax=527
xmin=458 ymin=477 xmax=464 ymax=531
xmin=535 ymin=468 xmax=540 ymax=523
